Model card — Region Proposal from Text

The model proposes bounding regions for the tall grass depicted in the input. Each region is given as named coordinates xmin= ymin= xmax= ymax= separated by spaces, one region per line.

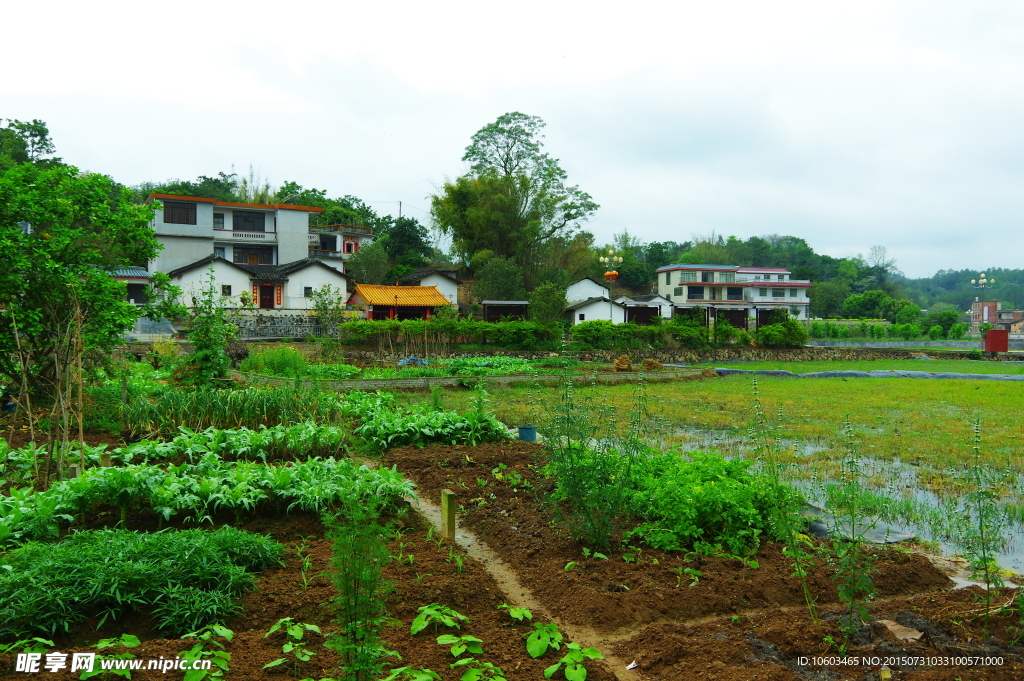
xmin=122 ymin=386 xmax=349 ymax=438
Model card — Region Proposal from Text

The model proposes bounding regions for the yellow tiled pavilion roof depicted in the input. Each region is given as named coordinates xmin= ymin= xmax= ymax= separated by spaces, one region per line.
xmin=353 ymin=284 xmax=451 ymax=307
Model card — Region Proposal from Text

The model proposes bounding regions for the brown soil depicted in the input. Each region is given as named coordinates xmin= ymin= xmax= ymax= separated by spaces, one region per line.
xmin=383 ymin=442 xmax=1024 ymax=681
xmin=1 ymin=441 xmax=1022 ymax=681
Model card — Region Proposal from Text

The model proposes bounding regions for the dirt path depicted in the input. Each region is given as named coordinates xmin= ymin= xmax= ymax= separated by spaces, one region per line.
xmin=411 ymin=491 xmax=643 ymax=681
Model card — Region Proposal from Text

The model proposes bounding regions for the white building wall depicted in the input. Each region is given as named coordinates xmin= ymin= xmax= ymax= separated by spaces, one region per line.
xmin=419 ymin=274 xmax=458 ymax=305
xmin=277 ymin=209 xmax=310 ymax=263
xmin=283 ymin=267 xmax=349 ymax=310
xmin=171 ymin=261 xmax=252 ymax=308
xmin=570 ymin=300 xmax=626 ymax=325
xmin=567 ymin=278 xmax=608 ymax=303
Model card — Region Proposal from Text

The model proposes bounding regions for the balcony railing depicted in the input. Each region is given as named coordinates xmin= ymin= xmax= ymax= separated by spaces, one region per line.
xmin=309 ymin=248 xmax=348 ymax=259
xmin=310 ymin=224 xmax=373 ymax=236
xmin=214 ymin=228 xmax=276 ymax=241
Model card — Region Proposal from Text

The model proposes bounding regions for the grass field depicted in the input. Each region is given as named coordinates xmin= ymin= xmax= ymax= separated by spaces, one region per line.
xmin=692 ymin=358 xmax=1024 ymax=374
xmin=416 ymin=369 xmax=1024 ymax=563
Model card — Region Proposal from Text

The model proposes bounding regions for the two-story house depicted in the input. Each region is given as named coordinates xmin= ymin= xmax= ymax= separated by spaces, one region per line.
xmin=146 ymin=193 xmax=352 ymax=310
xmin=655 ymin=264 xmax=811 ymax=329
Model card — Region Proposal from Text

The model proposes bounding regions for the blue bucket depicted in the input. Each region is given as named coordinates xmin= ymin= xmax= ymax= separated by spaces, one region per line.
xmin=518 ymin=425 xmax=537 ymax=442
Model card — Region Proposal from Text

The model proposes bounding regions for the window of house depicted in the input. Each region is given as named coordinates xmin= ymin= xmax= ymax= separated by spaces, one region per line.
xmin=578 ymin=313 xmax=585 ymax=321
xmin=754 ymin=275 xmax=761 ymax=280
xmin=664 ymin=272 xmax=670 ymax=285
xmin=727 ymin=287 xmax=743 ymax=301
xmin=221 ymin=285 xmax=232 ymax=296
xmin=673 ymin=287 xmax=683 ymax=297
xmin=304 ymin=286 xmax=313 ymax=297
xmin=759 ymin=287 xmax=768 ymax=296
xmin=720 ymin=272 xmax=735 ymax=283
xmin=233 ymin=211 xmax=266 ymax=232
xmin=233 ymin=245 xmax=274 ymax=265
xmin=789 ymin=288 xmax=798 ymax=297
xmin=164 ymin=201 xmax=196 ymax=225
xmin=701 ymin=271 xmax=714 ymax=283
xmin=772 ymin=288 xmax=785 ymax=298
xmin=213 ymin=213 xmax=225 ymax=230
xmin=214 ymin=247 xmax=225 ymax=259
xmin=688 ymin=285 xmax=704 ymax=300
xmin=344 ymin=241 xmax=355 ymax=254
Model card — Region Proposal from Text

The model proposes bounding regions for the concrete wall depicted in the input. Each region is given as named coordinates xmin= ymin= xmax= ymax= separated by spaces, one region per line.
xmin=570 ymin=300 xmax=626 ymax=324
xmin=567 ymin=279 xmax=608 ymax=303
xmin=172 ymin=260 xmax=252 ymax=307
xmin=277 ymin=209 xmax=311 ymax=263
xmin=809 ymin=340 xmax=1024 ymax=350
xmin=283 ymin=267 xmax=348 ymax=310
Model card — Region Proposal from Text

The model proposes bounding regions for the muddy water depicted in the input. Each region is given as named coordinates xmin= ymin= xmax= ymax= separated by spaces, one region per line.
xmin=667 ymin=428 xmax=1024 ymax=574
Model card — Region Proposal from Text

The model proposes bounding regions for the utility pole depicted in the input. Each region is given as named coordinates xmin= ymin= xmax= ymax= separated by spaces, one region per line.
xmin=398 ymin=201 xmax=402 ymax=220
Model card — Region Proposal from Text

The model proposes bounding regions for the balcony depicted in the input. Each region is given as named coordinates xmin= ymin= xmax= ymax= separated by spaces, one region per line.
xmin=310 ymin=223 xmax=373 ymax=237
xmin=309 ymin=248 xmax=347 ymax=260
xmin=214 ymin=228 xmax=276 ymax=242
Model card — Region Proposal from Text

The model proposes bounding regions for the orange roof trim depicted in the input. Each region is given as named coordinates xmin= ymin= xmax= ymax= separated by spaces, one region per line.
xmin=353 ymin=284 xmax=452 ymax=307
xmin=146 ymin=193 xmax=325 ymax=213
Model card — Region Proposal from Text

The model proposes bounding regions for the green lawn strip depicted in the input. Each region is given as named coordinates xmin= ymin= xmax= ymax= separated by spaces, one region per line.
xmin=0 ymin=527 xmax=283 ymax=639
xmin=692 ymin=359 xmax=1024 ymax=375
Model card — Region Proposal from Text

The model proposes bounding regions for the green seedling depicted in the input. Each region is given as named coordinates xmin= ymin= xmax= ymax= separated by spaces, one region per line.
xmin=450 ymin=658 xmax=508 ymax=681
xmin=79 ymin=635 xmax=141 ymax=680
xmin=564 ymin=561 xmax=578 ymax=572
xmin=526 ymin=622 xmax=563 ymax=658
xmin=581 ymin=548 xmax=607 ymax=561
xmin=497 ymin=603 xmax=533 ymax=623
xmin=263 ymin=617 xmax=321 ymax=671
xmin=381 ymin=667 xmax=442 ymax=681
xmin=0 ymin=637 xmax=54 ymax=655
xmin=436 ymin=634 xmax=484 ymax=657
xmin=180 ymin=624 xmax=233 ymax=681
xmin=414 ymin=572 xmax=432 ymax=583
xmin=684 ymin=568 xmax=702 ymax=586
xmin=410 ymin=604 xmax=469 ymax=635
xmin=543 ymin=641 xmax=604 ymax=681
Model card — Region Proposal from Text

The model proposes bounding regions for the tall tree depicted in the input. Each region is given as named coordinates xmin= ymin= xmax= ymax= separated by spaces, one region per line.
xmin=345 ymin=241 xmax=390 ymax=285
xmin=432 ymin=112 xmax=598 ymax=282
xmin=0 ymin=118 xmax=61 ymax=173
xmin=0 ymin=164 xmax=181 ymax=395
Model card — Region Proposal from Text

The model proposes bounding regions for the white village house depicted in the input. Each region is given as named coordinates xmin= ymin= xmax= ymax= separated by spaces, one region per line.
xmin=656 ymin=264 xmax=811 ymax=329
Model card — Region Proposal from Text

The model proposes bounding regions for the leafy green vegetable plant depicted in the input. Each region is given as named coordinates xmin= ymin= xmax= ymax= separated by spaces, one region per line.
xmin=525 ymin=622 xmax=563 ymax=658
xmin=543 ymin=642 xmax=604 ymax=681
xmin=263 ymin=618 xmax=321 ymax=672
xmin=450 ymin=658 xmax=508 ymax=681
xmin=497 ymin=603 xmax=533 ymax=623
xmin=179 ymin=624 xmax=233 ymax=681
xmin=380 ymin=667 xmax=442 ymax=681
xmin=79 ymin=634 xmax=141 ymax=680
xmin=436 ymin=634 xmax=484 ymax=657
xmin=410 ymin=604 xmax=469 ymax=635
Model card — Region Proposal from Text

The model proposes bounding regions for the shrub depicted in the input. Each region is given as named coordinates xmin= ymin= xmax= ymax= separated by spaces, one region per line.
xmin=755 ymin=319 xmax=808 ymax=348
xmin=949 ymin=322 xmax=967 ymax=340
xmin=928 ymin=324 xmax=944 ymax=340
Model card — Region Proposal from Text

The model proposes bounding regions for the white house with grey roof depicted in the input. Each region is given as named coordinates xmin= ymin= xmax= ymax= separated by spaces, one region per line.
xmin=656 ymin=263 xmax=811 ymax=329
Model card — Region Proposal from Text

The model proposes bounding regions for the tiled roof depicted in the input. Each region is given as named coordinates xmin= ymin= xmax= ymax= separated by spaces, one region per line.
xmin=566 ymin=296 xmax=625 ymax=311
xmin=396 ymin=267 xmax=460 ymax=285
xmin=354 ymin=284 xmax=451 ymax=307
xmin=146 ymin=193 xmax=325 ymax=213
xmin=656 ymin=264 xmax=739 ymax=272
xmin=167 ymin=256 xmax=348 ymax=281
xmin=109 ymin=266 xmax=152 ymax=279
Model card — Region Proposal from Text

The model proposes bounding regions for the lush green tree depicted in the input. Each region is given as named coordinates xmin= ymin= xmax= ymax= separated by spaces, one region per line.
xmin=0 ymin=164 xmax=181 ymax=395
xmin=922 ymin=309 xmax=960 ymax=337
xmin=893 ymin=301 xmax=922 ymax=325
xmin=346 ymin=241 xmax=389 ymax=285
xmin=380 ymin=216 xmax=432 ymax=264
xmin=808 ymin=280 xmax=851 ymax=318
xmin=432 ymin=112 xmax=598 ymax=278
xmin=175 ymin=271 xmax=235 ymax=388
xmin=0 ymin=118 xmax=61 ymax=173
xmin=528 ymin=282 xmax=568 ymax=327
xmin=473 ymin=257 xmax=526 ymax=302
xmin=842 ymin=290 xmax=895 ymax=319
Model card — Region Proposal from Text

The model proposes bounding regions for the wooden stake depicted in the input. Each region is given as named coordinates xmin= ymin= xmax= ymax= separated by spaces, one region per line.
xmin=441 ymin=489 xmax=456 ymax=539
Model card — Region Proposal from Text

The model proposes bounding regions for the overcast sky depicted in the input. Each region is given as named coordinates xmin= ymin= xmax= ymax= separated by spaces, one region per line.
xmin=5 ymin=0 xmax=1023 ymax=278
